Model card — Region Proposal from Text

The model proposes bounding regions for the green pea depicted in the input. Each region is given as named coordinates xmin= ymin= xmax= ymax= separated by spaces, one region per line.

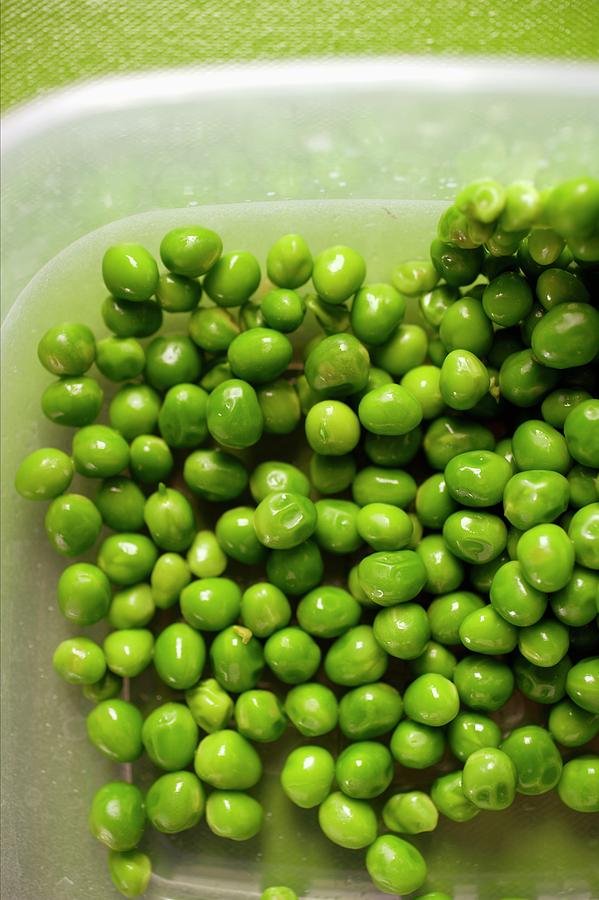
xmin=356 ymin=503 xmax=412 ymax=551
xmin=284 ymin=683 xmax=337 ymax=737
xmin=462 ymin=747 xmax=517 ymax=810
xmin=102 ymin=295 xmax=163 ymax=338
xmin=309 ymin=452 xmax=356 ymax=494
xmin=536 ymin=267 xmax=589 ymax=310
xmin=453 ymin=655 xmax=514 ymax=711
xmin=517 ymin=524 xmax=574 ymax=592
xmin=180 ymin=577 xmax=241 ymax=631
xmin=487 ymin=328 xmax=525 ymax=369
xmin=399 ymin=366 xmax=443 ymax=420
xmin=215 ymin=506 xmax=265 ymax=565
xmin=411 ymin=641 xmax=457 ymax=679
xmin=108 ymin=384 xmax=161 ymax=441
xmin=305 ymin=333 xmax=369 ymax=398
xmin=155 ymin=271 xmax=201 ymax=313
xmin=374 ymin=603 xmax=431 ymax=660
xmin=500 ymin=725 xmax=563 ymax=796
xmin=503 ymin=470 xmax=570 ymax=532
xmin=430 ymin=770 xmax=479 ymax=822
xmin=109 ymin=583 xmax=155 ymax=629
xmin=439 ymin=298 xmax=493 ymax=357
xmin=42 ymin=376 xmax=104 ymax=427
xmin=459 ymin=605 xmax=518 ymax=655
xmin=240 ymin=582 xmax=291 ymax=638
xmin=568 ymin=465 xmax=599 ymax=509
xmin=143 ymin=485 xmax=195 ymax=553
xmin=440 ymin=350 xmax=489 ymax=412
xmin=390 ymin=719 xmax=445 ymax=769
xmin=194 ymin=728 xmax=262 ymax=789
xmin=403 ymin=673 xmax=459 ymax=727
xmin=414 ymin=475 xmax=456 ymax=531
xmin=210 ymin=625 xmax=264 ymax=693
xmin=157 ymin=383 xmax=208 ymax=448
xmin=142 ymin=702 xmax=198 ymax=771
xmin=548 ymin=698 xmax=599 ymax=748
xmin=53 ymin=636 xmax=106 ymax=685
xmin=45 ymin=493 xmax=102 ymax=556
xmin=264 ymin=627 xmax=321 ymax=685
xmin=499 ymin=349 xmax=559 ymax=408
xmin=366 ymin=834 xmax=427 ymax=895
xmin=184 ymin=448 xmax=248 ymax=503
xmin=444 ymin=450 xmax=511 ymax=509
xmin=489 ymin=561 xmax=548 ymax=626
xmin=95 ymin=477 xmax=145 ymax=532
xmin=456 ymin=178 xmax=506 ymax=223
xmin=568 ymin=503 xmax=599 ymax=570
xmin=185 ymin=678 xmax=234 ymax=732
xmin=160 ymin=225 xmax=222 ymax=277
xmin=423 ymin=416 xmax=495 ymax=471
xmin=281 ymin=745 xmax=335 ymax=808
xmin=153 ymin=622 xmax=206 ymax=690
xmin=235 ymin=689 xmax=287 ymax=742
xmin=146 ymin=770 xmax=205 ymax=834
xmin=358 ymin=549 xmax=427 ymax=606
xmin=428 ymin=337 xmax=448 ymax=366
xmin=102 ymin=243 xmax=158 ymax=302
xmin=358 ymin=384 xmax=422 ymax=437
xmin=512 ymin=419 xmax=572 ymax=474
xmin=260 ymin=288 xmax=305 ymax=333
xmin=383 ymin=791 xmax=438 ymax=835
xmin=189 ymin=306 xmax=240 ymax=352
xmin=416 ymin=534 xmax=464 ymax=595
xmin=313 ymin=498 xmax=360 ymax=554
xmin=266 ymin=540 xmax=324 ymax=596
xmin=207 ymin=378 xmax=264 ymax=449
xmin=249 ymin=460 xmax=310 ymax=503
xmin=96 ymin=336 xmax=145 ymax=382
xmin=227 ymin=327 xmax=293 ymax=386
xmin=566 ymin=658 xmax=599 ymax=714
xmin=72 ymin=425 xmax=129 ymax=478
xmin=240 ymin=299 xmax=266 ymax=330
xmin=304 ymin=293 xmax=351 ymax=334
xmin=514 ymin=655 xmax=571 ymax=705
xmin=335 ymin=741 xmax=393 ymax=800
xmin=352 ymin=466 xmax=417 ymax=508
xmin=83 ymin=671 xmax=123 ymax=703
xmin=442 ymin=510 xmax=507 ymax=565
xmin=98 ymin=533 xmax=158 ymax=585
xmin=558 ymin=756 xmax=599 ymax=813
xmin=318 ymin=792 xmax=377 ymax=850
xmin=150 ymin=552 xmax=191 ymax=610
xmin=144 ymin=334 xmax=202 ymax=390
xmin=203 ymin=250 xmax=261 ymax=307
xmin=261 ymin=888 xmax=297 ymax=900
xmin=339 ymin=683 xmax=402 ymax=740
xmin=56 ymin=562 xmax=111 ymax=625
xmin=296 ymin=585 xmax=360 ymax=638
xmin=551 ymin=567 xmax=599 ymax=627
xmin=89 ymin=782 xmax=145 ymax=851
xmin=108 ymin=849 xmax=151 ymax=899
xmin=325 ymin=625 xmax=388 ymax=686
xmin=392 ymin=257 xmax=438 ymax=295
xmin=256 ymin=379 xmax=301 ymax=435
xmin=103 ymin=630 xmax=154 ymax=678
xmin=351 ymin=282 xmax=405 ymax=345
xmin=564 ymin=399 xmax=599 ymax=468
xmin=253 ymin=492 xmax=316 ymax=551
xmin=427 ymin=590 xmax=485 ymax=645
xmin=430 ymin=239 xmax=483 ymax=288
xmin=518 ymin=618 xmax=569 ymax=668
xmin=488 ymin=223 xmax=528 ymax=257
xmin=37 ymin=322 xmax=96 ymax=376
xmin=86 ymin=699 xmax=143 ymax=763
xmin=419 ymin=284 xmax=458 ymax=329
xmin=205 ymin=790 xmax=263 ymax=841
xmin=364 ymin=429 xmax=422 ymax=468
xmin=311 ymin=244 xmax=366 ymax=304
xmin=481 ymin=272 xmax=532 ymax=328
xmin=545 ymin=177 xmax=599 ymax=238
xmin=531 ymin=302 xmax=599 ymax=369
xmin=129 ymin=435 xmax=173 ymax=485
xmin=448 ymin=712 xmax=502 ymax=763
xmin=266 ymin=233 xmax=313 ymax=288
xmin=372 ymin=324 xmax=428 ymax=377
xmin=15 ymin=447 xmax=74 ymax=501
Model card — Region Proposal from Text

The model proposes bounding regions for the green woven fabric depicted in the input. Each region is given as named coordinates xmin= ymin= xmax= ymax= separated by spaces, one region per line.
xmin=2 ymin=0 xmax=599 ymax=110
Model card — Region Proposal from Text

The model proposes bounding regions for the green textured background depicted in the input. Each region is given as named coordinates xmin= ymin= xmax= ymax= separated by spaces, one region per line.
xmin=2 ymin=0 xmax=599 ymax=110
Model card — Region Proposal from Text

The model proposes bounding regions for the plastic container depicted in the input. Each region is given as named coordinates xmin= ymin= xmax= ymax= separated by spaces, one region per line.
xmin=2 ymin=61 xmax=599 ymax=900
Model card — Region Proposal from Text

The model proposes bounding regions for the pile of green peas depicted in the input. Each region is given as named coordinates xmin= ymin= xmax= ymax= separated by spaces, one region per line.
xmin=15 ymin=176 xmax=599 ymax=899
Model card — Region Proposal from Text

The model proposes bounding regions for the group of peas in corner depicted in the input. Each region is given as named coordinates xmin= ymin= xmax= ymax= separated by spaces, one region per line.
xmin=14 ymin=174 xmax=599 ymax=900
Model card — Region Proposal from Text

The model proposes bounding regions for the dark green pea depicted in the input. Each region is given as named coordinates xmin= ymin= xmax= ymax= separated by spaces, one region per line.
xmin=558 ymin=756 xmax=599 ymax=813
xmin=151 ymin=552 xmax=191 ymax=610
xmin=487 ymin=328 xmax=525 ymax=369
xmin=296 ymin=585 xmax=361 ymax=638
xmin=157 ymin=383 xmax=208 ymax=448
xmin=15 ymin=447 xmax=73 ymax=501
xmin=482 ymin=248 xmax=518 ymax=280
xmin=314 ymin=499 xmax=361 ymax=554
xmin=42 ymin=376 xmax=103 ymax=427
xmin=95 ymin=477 xmax=145 ymax=532
xmin=391 ymin=719 xmax=445 ymax=769
xmin=266 ymin=233 xmax=312 ymax=288
xmin=392 ymin=258 xmax=438 ymax=295
xmin=490 ymin=561 xmax=547 ymax=626
xmin=383 ymin=791 xmax=438 ymax=835
xmin=108 ymin=384 xmax=161 ymax=441
xmin=443 ymin=510 xmax=507 ymax=564
xmin=206 ymin=791 xmax=263 ymax=841
xmin=358 ymin=384 xmax=422 ymax=436
xmin=227 ymin=327 xmax=293 ymax=385
xmin=564 ymin=399 xmax=599 ymax=468
xmin=356 ymin=503 xmax=413 ymax=551
xmin=419 ymin=283 xmax=459 ymax=328
xmin=439 ymin=298 xmax=493 ymax=357
xmin=372 ymin=324 xmax=428 ymax=377
xmin=358 ymin=550 xmax=427 ymax=606
xmin=261 ymin=288 xmax=306 ymax=332
xmin=58 ymin=562 xmax=111 ymax=625
xmin=185 ymin=678 xmax=233 ymax=732
xmin=200 ymin=360 xmax=232 ymax=390
xmin=324 ymin=624 xmax=388 ymax=686
xmin=97 ymin=533 xmax=158 ymax=585
xmin=336 ymin=741 xmax=393 ymax=799
xmin=266 ymin=540 xmax=324 ymax=596
xmin=304 ymin=293 xmax=351 ymax=334
xmin=240 ymin=582 xmax=291 ymax=637
xmin=155 ymin=272 xmax=201 ymax=313
xmin=374 ymin=602 xmax=431 ymax=660
xmin=513 ymin=419 xmax=572 ymax=473
xmin=500 ymin=725 xmax=563 ymax=795
xmin=216 ymin=506 xmax=266 ymax=565
xmin=430 ymin=239 xmax=483 ymax=287
xmin=53 ymin=636 xmax=106 ymax=685
xmin=45 ymin=493 xmax=102 ymax=556
xmin=428 ymin=337 xmax=447 ymax=367
xmin=448 ymin=712 xmax=502 ymax=763
xmin=207 ymin=378 xmax=264 ymax=449
xmin=431 ymin=770 xmax=479 ymax=822
xmin=239 ymin=299 xmax=266 ymax=330
xmin=160 ymin=225 xmax=222 ymax=277
xmin=462 ymin=747 xmax=517 ymax=810
xmin=532 ymin=302 xmax=599 ymax=369
xmin=96 ymin=336 xmax=145 ymax=382
xmin=416 ymin=534 xmax=464 ymax=595
xmin=568 ymin=500 xmax=599 ymax=567
xmin=37 ymin=322 xmax=96 ymax=376
xmin=86 ymin=699 xmax=143 ymax=762
xmin=318 ymin=792 xmax=377 ymax=850
xmin=304 ymin=333 xmax=369 ymax=398
xmin=440 ymin=350 xmax=489 ymax=411
xmin=104 ymin=629 xmax=154 ymax=678
xmin=566 ymin=658 xmax=599 ymax=714
xmin=568 ymin=465 xmax=599 ymax=509
xmin=202 ymin=250 xmax=261 ymax=307
xmin=520 ymin=301 xmax=546 ymax=346
xmin=545 ymin=177 xmax=599 ymax=238
xmin=194 ymin=728 xmax=262 ymax=789
xmin=144 ymin=334 xmax=202 ymax=390
xmin=210 ymin=625 xmax=264 ymax=693
xmin=339 ymin=682 xmax=402 ymax=740
xmin=517 ymin=524 xmax=574 ymax=592
xmin=129 ymin=435 xmax=173 ymax=485
xmin=350 ymin=282 xmax=406 ymax=345
xmin=488 ymin=224 xmax=529 ymax=257
xmin=514 ymin=655 xmax=571 ymax=704
xmin=89 ymin=782 xmax=145 ymax=851
xmin=423 ymin=416 xmax=495 ymax=471
xmin=312 ymin=244 xmax=366 ymax=304
xmin=454 ymin=655 xmax=514 ymax=711
xmin=459 ymin=604 xmax=518 ymax=654
xmin=249 ymin=460 xmax=310 ymax=503
xmin=264 ymin=627 xmax=321 ymax=685
xmin=536 ymin=267 xmax=589 ymax=310
xmin=257 ymin=380 xmax=301 ymax=435
xmin=548 ymin=698 xmax=599 ymax=747
xmin=285 ymin=683 xmax=337 ymax=737
xmin=142 ymin=702 xmax=198 ymax=771
xmin=102 ymin=243 xmax=158 ymax=302
xmin=309 ymin=453 xmax=356 ymax=495
xmin=184 ymin=448 xmax=248 ymax=502
xmin=364 ymin=428 xmax=422 ymax=468
xmin=146 ymin=770 xmax=205 ymax=834
xmin=482 ymin=272 xmax=533 ymax=326
xmin=281 ymin=745 xmax=335 ymax=808
xmin=181 ymin=577 xmax=241 ymax=631
xmin=101 ymin=295 xmax=163 ymax=338
xmin=499 ymin=349 xmax=559 ymax=408
xmin=189 ymin=306 xmax=239 ymax=352
xmin=503 ymin=470 xmax=569 ymax=531
xmin=83 ymin=671 xmax=123 ymax=702
xmin=438 ymin=203 xmax=493 ymax=248
xmin=235 ymin=689 xmax=287 ymax=742
xmin=352 ymin=466 xmax=417 ymax=508
xmin=551 ymin=567 xmax=599 ymax=627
